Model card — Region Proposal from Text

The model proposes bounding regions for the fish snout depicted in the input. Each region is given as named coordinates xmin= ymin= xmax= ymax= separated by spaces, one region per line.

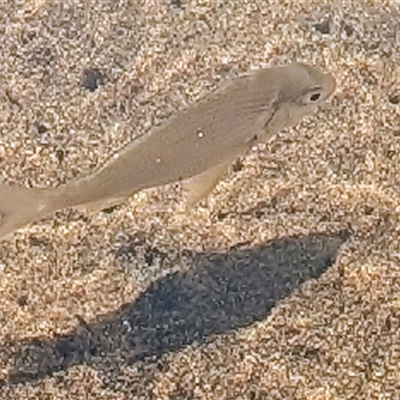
xmin=323 ymin=73 xmax=336 ymax=100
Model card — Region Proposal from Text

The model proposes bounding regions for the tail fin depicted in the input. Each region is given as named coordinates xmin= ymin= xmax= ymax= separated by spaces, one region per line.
xmin=0 ymin=183 xmax=59 ymax=240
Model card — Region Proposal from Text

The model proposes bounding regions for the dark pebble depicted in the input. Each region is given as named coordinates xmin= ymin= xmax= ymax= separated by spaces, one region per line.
xmin=314 ymin=20 xmax=330 ymax=34
xmin=81 ymin=68 xmax=105 ymax=92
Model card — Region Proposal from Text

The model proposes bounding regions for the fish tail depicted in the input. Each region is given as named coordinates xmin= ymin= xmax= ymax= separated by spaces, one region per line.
xmin=0 ymin=183 xmax=62 ymax=240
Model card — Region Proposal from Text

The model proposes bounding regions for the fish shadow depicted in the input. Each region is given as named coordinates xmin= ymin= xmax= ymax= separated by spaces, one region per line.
xmin=1 ymin=229 xmax=350 ymax=386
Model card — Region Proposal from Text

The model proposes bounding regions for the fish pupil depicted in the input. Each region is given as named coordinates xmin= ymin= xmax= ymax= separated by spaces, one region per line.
xmin=310 ymin=92 xmax=321 ymax=102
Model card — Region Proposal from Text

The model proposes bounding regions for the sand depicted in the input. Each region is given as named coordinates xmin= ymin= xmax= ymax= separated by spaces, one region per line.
xmin=0 ymin=0 xmax=399 ymax=398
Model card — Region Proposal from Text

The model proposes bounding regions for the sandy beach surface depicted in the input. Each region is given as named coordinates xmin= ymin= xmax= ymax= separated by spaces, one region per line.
xmin=0 ymin=0 xmax=399 ymax=399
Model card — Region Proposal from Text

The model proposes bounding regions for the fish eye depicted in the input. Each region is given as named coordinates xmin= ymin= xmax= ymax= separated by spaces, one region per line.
xmin=298 ymin=87 xmax=323 ymax=105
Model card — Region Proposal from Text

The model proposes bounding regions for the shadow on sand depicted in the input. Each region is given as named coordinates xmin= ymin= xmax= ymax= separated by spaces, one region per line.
xmin=0 ymin=229 xmax=350 ymax=386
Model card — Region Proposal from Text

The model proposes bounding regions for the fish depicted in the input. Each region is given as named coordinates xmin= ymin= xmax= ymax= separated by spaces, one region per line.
xmin=0 ymin=63 xmax=335 ymax=240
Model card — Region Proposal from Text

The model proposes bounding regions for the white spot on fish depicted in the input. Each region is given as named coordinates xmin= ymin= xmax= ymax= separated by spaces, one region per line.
xmin=156 ymin=158 xmax=161 ymax=163
xmin=197 ymin=129 xmax=204 ymax=138
xmin=37 ymin=202 xmax=47 ymax=212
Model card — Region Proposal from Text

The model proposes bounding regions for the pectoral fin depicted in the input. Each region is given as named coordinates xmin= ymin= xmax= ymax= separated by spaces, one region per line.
xmin=182 ymin=161 xmax=232 ymax=209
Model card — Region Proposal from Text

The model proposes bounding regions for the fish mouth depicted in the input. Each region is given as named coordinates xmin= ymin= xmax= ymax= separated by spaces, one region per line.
xmin=323 ymin=73 xmax=336 ymax=99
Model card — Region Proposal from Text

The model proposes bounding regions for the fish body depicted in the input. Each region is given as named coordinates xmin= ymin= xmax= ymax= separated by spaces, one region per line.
xmin=0 ymin=63 xmax=335 ymax=239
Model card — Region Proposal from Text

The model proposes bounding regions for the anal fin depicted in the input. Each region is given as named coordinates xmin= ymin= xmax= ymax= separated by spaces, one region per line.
xmin=182 ymin=161 xmax=232 ymax=209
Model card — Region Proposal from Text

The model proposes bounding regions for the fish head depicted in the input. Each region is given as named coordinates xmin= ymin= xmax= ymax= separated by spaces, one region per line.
xmin=266 ymin=63 xmax=336 ymax=133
